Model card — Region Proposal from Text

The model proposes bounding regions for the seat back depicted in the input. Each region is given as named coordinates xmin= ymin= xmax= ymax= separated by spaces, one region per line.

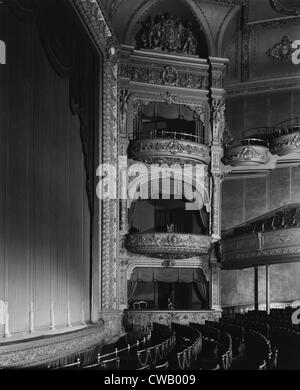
xmin=155 ymin=362 xmax=169 ymax=370
xmin=100 ymin=357 xmax=120 ymax=370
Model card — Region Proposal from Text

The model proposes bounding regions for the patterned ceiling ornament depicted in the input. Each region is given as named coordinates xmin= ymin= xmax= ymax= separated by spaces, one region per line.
xmin=269 ymin=0 xmax=300 ymax=16
xmin=135 ymin=13 xmax=198 ymax=55
xmin=266 ymin=35 xmax=296 ymax=62
xmin=162 ymin=66 xmax=179 ymax=86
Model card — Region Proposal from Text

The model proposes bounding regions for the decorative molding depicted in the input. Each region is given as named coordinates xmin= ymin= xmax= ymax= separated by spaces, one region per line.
xmin=271 ymin=131 xmax=300 ymax=156
xmin=226 ymin=76 xmax=300 ymax=96
xmin=124 ymin=310 xmax=222 ymax=330
xmin=135 ymin=13 xmax=198 ymax=55
xmin=121 ymin=63 xmax=209 ymax=90
xmin=269 ymin=0 xmax=300 ymax=16
xmin=125 ymin=233 xmax=212 ymax=259
xmin=71 ymin=0 xmax=119 ymax=312
xmin=0 ymin=325 xmax=106 ymax=368
xmin=266 ymin=35 xmax=297 ymax=62
xmin=128 ymin=139 xmax=211 ymax=166
xmin=224 ymin=144 xmax=270 ymax=166
xmin=223 ymin=206 xmax=300 ymax=268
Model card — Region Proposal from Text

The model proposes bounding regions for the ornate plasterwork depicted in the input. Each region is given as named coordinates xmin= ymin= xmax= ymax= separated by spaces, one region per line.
xmin=271 ymin=132 xmax=300 ymax=156
xmin=121 ymin=63 xmax=209 ymax=90
xmin=241 ymin=16 xmax=300 ymax=82
xmin=124 ymin=310 xmax=222 ymax=330
xmin=0 ymin=325 xmax=106 ymax=368
xmin=224 ymin=144 xmax=270 ymax=166
xmin=125 ymin=233 xmax=213 ymax=259
xmin=267 ymin=35 xmax=297 ymax=62
xmin=223 ymin=223 xmax=300 ymax=268
xmin=128 ymin=139 xmax=211 ymax=166
xmin=135 ymin=13 xmax=198 ymax=55
xmin=71 ymin=0 xmax=119 ymax=312
xmin=269 ymin=0 xmax=300 ymax=16
xmin=212 ymin=97 xmax=226 ymax=145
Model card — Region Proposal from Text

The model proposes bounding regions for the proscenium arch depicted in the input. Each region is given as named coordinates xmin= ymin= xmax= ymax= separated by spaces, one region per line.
xmin=124 ymin=0 xmax=215 ymax=57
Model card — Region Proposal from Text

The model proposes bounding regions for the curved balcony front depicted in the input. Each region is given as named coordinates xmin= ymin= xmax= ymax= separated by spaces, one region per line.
xmin=128 ymin=131 xmax=210 ymax=166
xmin=125 ymin=232 xmax=212 ymax=259
xmin=224 ymin=138 xmax=270 ymax=167
xmin=270 ymin=118 xmax=300 ymax=156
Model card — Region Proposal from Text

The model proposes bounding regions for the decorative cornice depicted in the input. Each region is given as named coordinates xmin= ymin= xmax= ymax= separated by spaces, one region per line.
xmin=121 ymin=63 xmax=210 ymax=90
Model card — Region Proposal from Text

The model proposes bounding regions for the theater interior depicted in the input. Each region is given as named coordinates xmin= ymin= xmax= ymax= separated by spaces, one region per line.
xmin=0 ymin=0 xmax=300 ymax=370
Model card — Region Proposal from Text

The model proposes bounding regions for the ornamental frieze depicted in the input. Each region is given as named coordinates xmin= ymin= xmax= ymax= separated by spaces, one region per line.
xmin=128 ymin=139 xmax=211 ymax=165
xmin=120 ymin=64 xmax=209 ymax=90
xmin=125 ymin=233 xmax=212 ymax=259
xmin=270 ymin=132 xmax=300 ymax=156
xmin=224 ymin=143 xmax=270 ymax=166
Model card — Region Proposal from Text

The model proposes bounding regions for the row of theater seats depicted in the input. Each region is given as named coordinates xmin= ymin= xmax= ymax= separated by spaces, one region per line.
xmin=220 ymin=314 xmax=283 ymax=369
xmin=35 ymin=313 xmax=297 ymax=370
xmin=41 ymin=322 xmax=232 ymax=370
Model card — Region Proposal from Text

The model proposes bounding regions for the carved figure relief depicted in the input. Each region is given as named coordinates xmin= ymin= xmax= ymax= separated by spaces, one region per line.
xmin=136 ymin=13 xmax=198 ymax=55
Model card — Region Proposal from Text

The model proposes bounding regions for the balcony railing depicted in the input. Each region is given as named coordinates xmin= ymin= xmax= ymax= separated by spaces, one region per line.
xmin=130 ymin=129 xmax=205 ymax=145
xmin=125 ymin=232 xmax=212 ymax=259
xmin=242 ymin=118 xmax=300 ymax=157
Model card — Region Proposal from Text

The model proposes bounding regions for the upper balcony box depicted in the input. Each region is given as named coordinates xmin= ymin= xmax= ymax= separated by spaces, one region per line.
xmin=270 ymin=118 xmax=300 ymax=157
xmin=128 ymin=102 xmax=210 ymax=166
xmin=224 ymin=138 xmax=270 ymax=167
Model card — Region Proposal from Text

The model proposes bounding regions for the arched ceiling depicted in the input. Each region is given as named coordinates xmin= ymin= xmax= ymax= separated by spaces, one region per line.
xmin=102 ymin=0 xmax=300 ymax=56
xmin=103 ymin=0 xmax=244 ymax=56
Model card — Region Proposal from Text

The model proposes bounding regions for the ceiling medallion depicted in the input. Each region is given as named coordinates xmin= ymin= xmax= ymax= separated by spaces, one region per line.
xmin=266 ymin=36 xmax=296 ymax=62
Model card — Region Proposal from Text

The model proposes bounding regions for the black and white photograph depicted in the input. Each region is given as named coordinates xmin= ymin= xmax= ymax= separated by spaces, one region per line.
xmin=0 ymin=0 xmax=300 ymax=376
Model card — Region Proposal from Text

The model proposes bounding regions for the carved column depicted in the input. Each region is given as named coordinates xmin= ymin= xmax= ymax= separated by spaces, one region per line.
xmin=70 ymin=0 xmax=123 ymax=336
xmin=209 ymin=58 xmax=228 ymax=241
xmin=210 ymin=262 xmax=222 ymax=311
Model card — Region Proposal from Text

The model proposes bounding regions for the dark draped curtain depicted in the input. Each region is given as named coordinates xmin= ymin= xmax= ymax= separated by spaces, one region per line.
xmin=5 ymin=0 xmax=98 ymax=215
xmin=127 ymin=282 xmax=138 ymax=302
xmin=193 ymin=269 xmax=208 ymax=308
